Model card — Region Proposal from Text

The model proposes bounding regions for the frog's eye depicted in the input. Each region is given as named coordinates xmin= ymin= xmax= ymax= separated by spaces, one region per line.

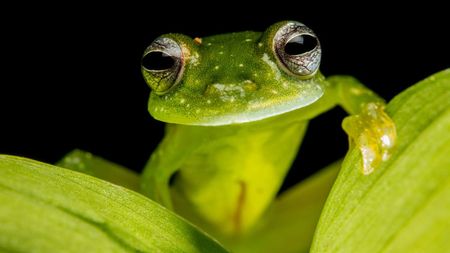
xmin=273 ymin=22 xmax=321 ymax=78
xmin=141 ymin=37 xmax=184 ymax=94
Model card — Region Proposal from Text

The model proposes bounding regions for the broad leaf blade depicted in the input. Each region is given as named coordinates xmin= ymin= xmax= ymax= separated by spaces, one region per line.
xmin=311 ymin=69 xmax=450 ymax=253
xmin=0 ymin=155 xmax=228 ymax=253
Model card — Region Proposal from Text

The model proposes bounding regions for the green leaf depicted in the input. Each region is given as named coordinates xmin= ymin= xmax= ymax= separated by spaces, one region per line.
xmin=0 ymin=155 xmax=228 ymax=253
xmin=311 ymin=69 xmax=450 ymax=253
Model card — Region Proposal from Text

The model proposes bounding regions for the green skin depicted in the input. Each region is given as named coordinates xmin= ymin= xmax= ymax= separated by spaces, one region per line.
xmin=141 ymin=21 xmax=396 ymax=237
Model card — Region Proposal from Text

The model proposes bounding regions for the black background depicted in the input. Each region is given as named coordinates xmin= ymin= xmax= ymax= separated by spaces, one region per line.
xmin=2 ymin=3 xmax=448 ymax=191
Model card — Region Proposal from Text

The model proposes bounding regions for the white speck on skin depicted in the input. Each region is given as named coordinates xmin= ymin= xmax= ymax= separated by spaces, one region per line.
xmin=230 ymin=54 xmax=234 ymax=57
xmin=247 ymin=98 xmax=265 ymax=109
xmin=366 ymin=103 xmax=379 ymax=117
xmin=207 ymin=43 xmax=212 ymax=46
xmin=209 ymin=83 xmax=246 ymax=102
xmin=253 ymin=73 xmax=258 ymax=77
xmin=219 ymin=51 xmax=224 ymax=55
xmin=207 ymin=100 xmax=211 ymax=104
xmin=245 ymin=38 xmax=252 ymax=42
xmin=214 ymin=66 xmax=220 ymax=70
xmin=262 ymin=53 xmax=281 ymax=80
xmin=186 ymin=104 xmax=190 ymax=108
xmin=239 ymin=63 xmax=244 ymax=67
xmin=190 ymin=53 xmax=200 ymax=66
xmin=180 ymin=99 xmax=185 ymax=104
xmin=258 ymin=42 xmax=263 ymax=47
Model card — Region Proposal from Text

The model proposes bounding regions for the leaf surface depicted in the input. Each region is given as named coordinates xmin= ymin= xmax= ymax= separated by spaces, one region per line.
xmin=0 ymin=155 xmax=228 ymax=253
xmin=311 ymin=69 xmax=450 ymax=253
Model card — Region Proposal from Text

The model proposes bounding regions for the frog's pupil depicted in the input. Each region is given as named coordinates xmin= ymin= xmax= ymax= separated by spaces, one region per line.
xmin=142 ymin=51 xmax=175 ymax=71
xmin=284 ymin=35 xmax=317 ymax=55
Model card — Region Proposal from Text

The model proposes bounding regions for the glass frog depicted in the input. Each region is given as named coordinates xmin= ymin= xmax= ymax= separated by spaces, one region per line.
xmin=140 ymin=21 xmax=396 ymax=237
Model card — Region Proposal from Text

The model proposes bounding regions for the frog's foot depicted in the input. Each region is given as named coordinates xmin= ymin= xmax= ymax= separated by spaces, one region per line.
xmin=342 ymin=102 xmax=396 ymax=175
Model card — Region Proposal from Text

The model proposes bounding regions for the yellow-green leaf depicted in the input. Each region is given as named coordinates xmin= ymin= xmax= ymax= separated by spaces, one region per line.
xmin=0 ymin=155 xmax=228 ymax=253
xmin=311 ymin=69 xmax=450 ymax=253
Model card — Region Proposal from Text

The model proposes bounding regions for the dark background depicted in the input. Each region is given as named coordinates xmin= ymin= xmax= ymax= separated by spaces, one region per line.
xmin=1 ymin=3 xmax=448 ymax=191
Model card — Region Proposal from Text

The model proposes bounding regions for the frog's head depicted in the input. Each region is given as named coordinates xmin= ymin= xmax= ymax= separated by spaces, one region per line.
xmin=141 ymin=21 xmax=324 ymax=125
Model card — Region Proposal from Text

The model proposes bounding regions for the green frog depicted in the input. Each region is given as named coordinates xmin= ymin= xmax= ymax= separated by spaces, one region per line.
xmin=140 ymin=21 xmax=396 ymax=236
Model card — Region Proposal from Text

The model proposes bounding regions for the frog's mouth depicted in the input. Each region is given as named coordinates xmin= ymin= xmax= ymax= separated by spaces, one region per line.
xmin=148 ymin=78 xmax=324 ymax=126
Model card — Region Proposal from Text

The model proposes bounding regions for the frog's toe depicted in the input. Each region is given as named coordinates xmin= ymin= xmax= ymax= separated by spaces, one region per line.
xmin=342 ymin=103 xmax=396 ymax=175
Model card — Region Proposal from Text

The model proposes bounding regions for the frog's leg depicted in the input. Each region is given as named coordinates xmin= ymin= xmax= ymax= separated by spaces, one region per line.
xmin=57 ymin=149 xmax=139 ymax=191
xmin=140 ymin=124 xmax=207 ymax=209
xmin=327 ymin=75 xmax=397 ymax=174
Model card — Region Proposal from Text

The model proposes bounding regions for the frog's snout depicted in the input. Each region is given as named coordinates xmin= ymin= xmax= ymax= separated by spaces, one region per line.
xmin=204 ymin=80 xmax=257 ymax=102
